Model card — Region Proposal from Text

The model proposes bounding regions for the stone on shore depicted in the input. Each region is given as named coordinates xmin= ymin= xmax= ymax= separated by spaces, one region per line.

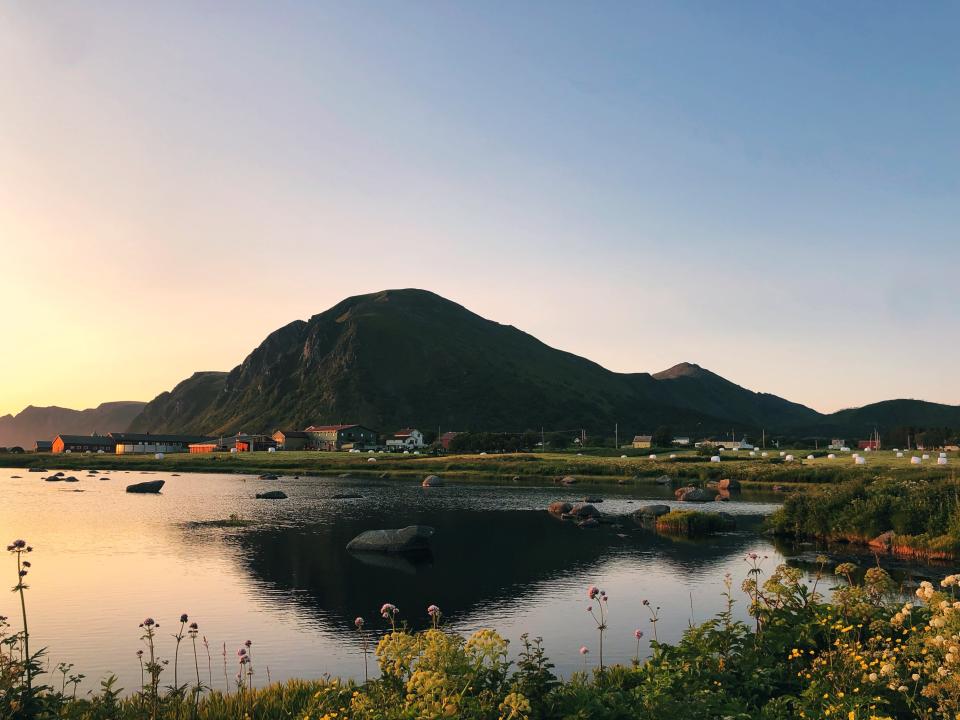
xmin=548 ymin=501 xmax=573 ymax=515
xmin=256 ymin=490 xmax=288 ymax=499
xmin=422 ymin=475 xmax=444 ymax=487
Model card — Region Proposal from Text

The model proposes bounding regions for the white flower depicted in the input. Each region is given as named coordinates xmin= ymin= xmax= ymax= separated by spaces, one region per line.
xmin=912 ymin=673 xmax=920 ymax=681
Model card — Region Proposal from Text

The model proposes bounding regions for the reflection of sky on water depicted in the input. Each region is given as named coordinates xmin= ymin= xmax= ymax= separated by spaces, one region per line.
xmin=0 ymin=467 xmax=952 ymax=693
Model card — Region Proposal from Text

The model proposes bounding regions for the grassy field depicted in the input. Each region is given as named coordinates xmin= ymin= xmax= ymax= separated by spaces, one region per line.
xmin=1 ymin=447 xmax=955 ymax=487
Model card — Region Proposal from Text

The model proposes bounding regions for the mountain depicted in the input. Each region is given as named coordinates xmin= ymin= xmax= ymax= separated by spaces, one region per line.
xmin=0 ymin=401 xmax=146 ymax=449
xmin=127 ymin=289 xmax=824 ymax=437
xmin=818 ymin=399 xmax=960 ymax=438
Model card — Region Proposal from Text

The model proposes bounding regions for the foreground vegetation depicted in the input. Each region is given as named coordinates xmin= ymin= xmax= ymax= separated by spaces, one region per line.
xmin=2 ymin=448 xmax=954 ymax=488
xmin=8 ymin=538 xmax=960 ymax=719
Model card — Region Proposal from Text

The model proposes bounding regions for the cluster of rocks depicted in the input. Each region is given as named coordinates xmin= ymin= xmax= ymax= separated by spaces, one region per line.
xmin=548 ymin=500 xmax=606 ymax=528
xmin=255 ymin=490 xmax=287 ymax=499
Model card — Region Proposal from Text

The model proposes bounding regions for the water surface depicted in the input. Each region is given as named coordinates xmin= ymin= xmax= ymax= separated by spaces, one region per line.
xmin=0 ymin=467 xmax=943 ymax=694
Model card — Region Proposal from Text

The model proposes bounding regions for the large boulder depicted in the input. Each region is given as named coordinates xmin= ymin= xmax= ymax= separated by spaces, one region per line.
xmin=718 ymin=478 xmax=741 ymax=491
xmin=259 ymin=473 xmax=279 ymax=480
xmin=346 ymin=525 xmax=435 ymax=553
xmin=256 ymin=490 xmax=288 ymax=499
xmin=570 ymin=503 xmax=600 ymax=518
xmin=548 ymin=501 xmax=573 ymax=515
xmin=637 ymin=504 xmax=671 ymax=518
xmin=678 ymin=487 xmax=713 ymax=502
xmin=422 ymin=475 xmax=444 ymax=487
xmin=126 ymin=480 xmax=165 ymax=494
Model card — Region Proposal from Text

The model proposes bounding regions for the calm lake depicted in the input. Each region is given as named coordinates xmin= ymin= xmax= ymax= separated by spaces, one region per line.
xmin=0 ymin=467 xmax=950 ymax=694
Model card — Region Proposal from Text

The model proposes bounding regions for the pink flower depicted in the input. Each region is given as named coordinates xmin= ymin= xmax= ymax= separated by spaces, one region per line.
xmin=579 ymin=646 xmax=589 ymax=655
xmin=354 ymin=617 xmax=364 ymax=629
xmin=427 ymin=605 xmax=440 ymax=616
xmin=634 ymin=629 xmax=643 ymax=639
xmin=587 ymin=585 xmax=599 ymax=600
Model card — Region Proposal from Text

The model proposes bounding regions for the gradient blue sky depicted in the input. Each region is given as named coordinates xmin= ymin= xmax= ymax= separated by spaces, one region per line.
xmin=1 ymin=1 xmax=958 ymax=417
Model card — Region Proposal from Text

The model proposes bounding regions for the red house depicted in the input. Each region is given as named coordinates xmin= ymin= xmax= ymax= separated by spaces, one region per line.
xmin=858 ymin=439 xmax=881 ymax=450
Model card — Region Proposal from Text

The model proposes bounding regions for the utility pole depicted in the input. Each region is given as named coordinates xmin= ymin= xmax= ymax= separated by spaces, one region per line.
xmin=615 ymin=423 xmax=618 ymax=449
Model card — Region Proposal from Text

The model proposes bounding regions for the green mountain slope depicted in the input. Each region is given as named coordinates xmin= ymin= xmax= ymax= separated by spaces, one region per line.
xmin=127 ymin=289 xmax=822 ymax=437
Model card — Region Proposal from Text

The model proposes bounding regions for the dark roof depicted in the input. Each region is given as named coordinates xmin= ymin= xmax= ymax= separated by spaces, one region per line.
xmin=35 ymin=440 xmax=52 ymax=449
xmin=110 ymin=433 xmax=215 ymax=443
xmin=305 ymin=424 xmax=359 ymax=432
xmin=55 ymin=435 xmax=116 ymax=446
xmin=274 ymin=430 xmax=309 ymax=439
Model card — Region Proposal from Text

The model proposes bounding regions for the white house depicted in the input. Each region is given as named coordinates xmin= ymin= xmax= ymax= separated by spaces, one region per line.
xmin=386 ymin=428 xmax=424 ymax=450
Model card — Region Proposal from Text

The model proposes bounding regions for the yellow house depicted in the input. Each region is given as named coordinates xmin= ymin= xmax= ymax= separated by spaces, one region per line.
xmin=632 ymin=435 xmax=652 ymax=449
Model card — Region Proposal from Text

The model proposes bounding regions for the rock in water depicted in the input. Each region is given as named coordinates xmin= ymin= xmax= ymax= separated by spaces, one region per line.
xmin=422 ymin=475 xmax=444 ymax=487
xmin=126 ymin=480 xmax=165 ymax=494
xmin=718 ymin=478 xmax=741 ymax=491
xmin=548 ymin=501 xmax=573 ymax=515
xmin=346 ymin=525 xmax=435 ymax=553
xmin=255 ymin=490 xmax=288 ymax=499
xmin=560 ymin=475 xmax=578 ymax=485
xmin=680 ymin=487 xmax=713 ymax=502
xmin=655 ymin=475 xmax=672 ymax=485
xmin=570 ymin=503 xmax=600 ymax=518
xmin=636 ymin=504 xmax=671 ymax=518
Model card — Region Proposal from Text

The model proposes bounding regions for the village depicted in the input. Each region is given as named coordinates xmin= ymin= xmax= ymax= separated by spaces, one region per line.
xmin=35 ymin=425 xmax=456 ymax=455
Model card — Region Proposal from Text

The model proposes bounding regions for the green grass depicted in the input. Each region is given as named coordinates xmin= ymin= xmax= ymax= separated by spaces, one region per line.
xmin=2 ymin=448 xmax=955 ymax=487
xmin=654 ymin=510 xmax=736 ymax=536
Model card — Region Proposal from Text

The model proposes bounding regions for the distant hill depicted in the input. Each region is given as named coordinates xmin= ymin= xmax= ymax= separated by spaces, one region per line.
xmin=0 ymin=401 xmax=146 ymax=449
xmin=127 ymin=289 xmax=829 ymax=438
xmin=817 ymin=399 xmax=960 ymax=438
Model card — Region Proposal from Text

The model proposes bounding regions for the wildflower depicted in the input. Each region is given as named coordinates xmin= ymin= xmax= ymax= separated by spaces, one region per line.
xmin=579 ymin=646 xmax=589 ymax=655
xmin=354 ymin=617 xmax=364 ymax=629
xmin=237 ymin=648 xmax=247 ymax=658
xmin=427 ymin=604 xmax=440 ymax=616
xmin=380 ymin=603 xmax=398 ymax=619
xmin=180 ymin=613 xmax=189 ymax=623
xmin=587 ymin=585 xmax=599 ymax=600
xmin=141 ymin=618 xmax=155 ymax=628
xmin=634 ymin=629 xmax=643 ymax=639
xmin=136 ymin=650 xmax=143 ymax=658
xmin=245 ymin=639 xmax=252 ymax=648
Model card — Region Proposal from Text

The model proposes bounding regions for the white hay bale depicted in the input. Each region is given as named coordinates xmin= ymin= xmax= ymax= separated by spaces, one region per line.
xmin=896 ymin=452 xmax=903 ymax=458
xmin=827 ymin=453 xmax=836 ymax=459
xmin=841 ymin=447 xmax=850 ymax=452
xmin=621 ymin=454 xmax=628 ymax=459
xmin=649 ymin=454 xmax=657 ymax=460
xmin=155 ymin=452 xmax=164 ymax=460
xmin=911 ymin=456 xmax=922 ymax=465
xmin=938 ymin=457 xmax=949 ymax=465
xmin=669 ymin=453 xmax=677 ymax=459
xmin=923 ymin=454 xmax=930 ymax=460
xmin=367 ymin=457 xmax=376 ymax=463
xmin=806 ymin=454 xmax=815 ymax=460
xmin=855 ymin=456 xmax=866 ymax=465
xmin=779 ymin=451 xmax=786 ymax=457
xmin=710 ymin=455 xmax=721 ymax=463
xmin=864 ymin=447 xmax=872 ymax=453
xmin=785 ymin=454 xmax=795 ymax=462
xmin=267 ymin=447 xmax=276 ymax=453
xmin=749 ymin=451 xmax=756 ymax=456
xmin=940 ymin=452 xmax=947 ymax=459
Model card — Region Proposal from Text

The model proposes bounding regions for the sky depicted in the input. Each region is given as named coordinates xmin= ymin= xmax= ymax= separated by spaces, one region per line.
xmin=1 ymin=1 xmax=958 ymax=417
